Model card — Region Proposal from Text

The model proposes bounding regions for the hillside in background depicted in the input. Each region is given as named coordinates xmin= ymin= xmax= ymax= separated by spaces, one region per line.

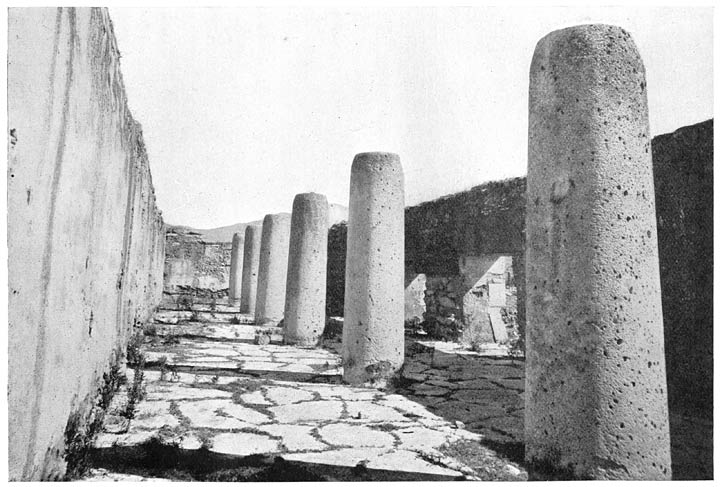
xmin=167 ymin=203 xmax=349 ymax=242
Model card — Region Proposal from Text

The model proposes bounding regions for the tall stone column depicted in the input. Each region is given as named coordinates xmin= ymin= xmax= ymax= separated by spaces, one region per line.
xmin=342 ymin=152 xmax=404 ymax=386
xmin=240 ymin=224 xmax=262 ymax=314
xmin=284 ymin=193 xmax=329 ymax=346
xmin=228 ymin=232 xmax=244 ymax=307
xmin=525 ymin=24 xmax=671 ymax=480
xmin=254 ymin=213 xmax=291 ymax=326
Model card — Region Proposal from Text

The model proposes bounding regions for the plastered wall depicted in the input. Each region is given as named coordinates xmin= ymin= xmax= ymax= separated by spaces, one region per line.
xmin=8 ymin=8 xmax=165 ymax=480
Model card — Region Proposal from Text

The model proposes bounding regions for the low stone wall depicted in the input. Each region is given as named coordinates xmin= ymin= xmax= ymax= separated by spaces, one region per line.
xmin=8 ymin=8 xmax=164 ymax=480
xmin=164 ymin=230 xmax=232 ymax=291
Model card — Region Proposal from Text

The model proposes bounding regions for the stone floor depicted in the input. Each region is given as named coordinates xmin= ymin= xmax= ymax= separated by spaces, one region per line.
xmin=80 ymin=312 xmax=528 ymax=481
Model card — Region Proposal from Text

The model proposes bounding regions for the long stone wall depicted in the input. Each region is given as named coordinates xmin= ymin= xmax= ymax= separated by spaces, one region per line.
xmin=325 ymin=119 xmax=712 ymax=415
xmin=652 ymin=119 xmax=713 ymax=417
xmin=8 ymin=8 xmax=165 ymax=480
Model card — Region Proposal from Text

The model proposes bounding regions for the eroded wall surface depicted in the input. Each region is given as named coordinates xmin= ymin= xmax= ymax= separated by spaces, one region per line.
xmin=8 ymin=8 xmax=165 ymax=480
xmin=163 ymin=229 xmax=232 ymax=292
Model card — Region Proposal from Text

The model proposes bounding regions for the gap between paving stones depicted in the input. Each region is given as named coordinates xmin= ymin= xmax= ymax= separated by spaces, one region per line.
xmin=87 ymin=320 xmax=528 ymax=480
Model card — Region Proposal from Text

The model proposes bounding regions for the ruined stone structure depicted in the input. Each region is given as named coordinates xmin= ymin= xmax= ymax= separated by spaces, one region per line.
xmin=8 ymin=8 xmax=165 ymax=480
xmin=342 ymin=153 xmax=405 ymax=386
xmin=255 ymin=213 xmax=292 ymax=325
xmin=164 ymin=228 xmax=231 ymax=292
xmin=228 ymin=232 xmax=244 ymax=306
xmin=525 ymin=25 xmax=671 ymax=479
xmin=241 ymin=224 xmax=263 ymax=314
xmin=284 ymin=193 xmax=330 ymax=346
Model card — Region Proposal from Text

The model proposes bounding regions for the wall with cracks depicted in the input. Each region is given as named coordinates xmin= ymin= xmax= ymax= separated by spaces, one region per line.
xmin=8 ymin=8 xmax=165 ymax=480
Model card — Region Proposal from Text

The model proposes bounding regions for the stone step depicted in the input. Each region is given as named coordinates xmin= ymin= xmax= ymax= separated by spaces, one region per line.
xmin=158 ymin=302 xmax=241 ymax=314
xmin=149 ymin=322 xmax=283 ymax=342
xmin=153 ymin=310 xmax=254 ymax=325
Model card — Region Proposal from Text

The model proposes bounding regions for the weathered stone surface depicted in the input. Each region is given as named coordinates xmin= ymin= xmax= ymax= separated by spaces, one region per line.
xmin=210 ymin=432 xmax=280 ymax=456
xmin=259 ymin=424 xmax=327 ymax=452
xmin=318 ymin=424 xmax=395 ymax=448
xmin=345 ymin=402 xmax=413 ymax=423
xmin=394 ymin=427 xmax=451 ymax=450
xmin=228 ymin=233 xmax=244 ymax=306
xmin=526 ymin=24 xmax=671 ymax=480
xmin=265 ymin=387 xmax=315 ymax=405
xmin=176 ymin=400 xmax=268 ymax=429
xmin=284 ymin=193 xmax=329 ymax=346
xmin=255 ymin=214 xmax=292 ymax=325
xmin=269 ymin=400 xmax=344 ymax=423
xmin=343 ymin=152 xmax=405 ymax=386
xmin=368 ymin=450 xmax=463 ymax=477
xmin=8 ymin=8 xmax=165 ymax=480
xmin=240 ymin=224 xmax=262 ymax=314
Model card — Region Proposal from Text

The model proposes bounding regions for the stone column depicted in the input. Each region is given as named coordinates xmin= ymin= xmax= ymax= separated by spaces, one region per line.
xmin=284 ymin=193 xmax=329 ymax=346
xmin=525 ymin=25 xmax=671 ymax=480
xmin=342 ymin=152 xmax=404 ymax=386
xmin=254 ymin=213 xmax=291 ymax=326
xmin=240 ymin=224 xmax=262 ymax=314
xmin=228 ymin=232 xmax=243 ymax=307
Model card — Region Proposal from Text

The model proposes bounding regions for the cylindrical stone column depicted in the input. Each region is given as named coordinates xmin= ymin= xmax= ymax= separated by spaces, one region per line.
xmin=342 ymin=152 xmax=404 ymax=386
xmin=240 ymin=224 xmax=262 ymax=314
xmin=228 ymin=232 xmax=244 ymax=307
xmin=254 ymin=213 xmax=291 ymax=326
xmin=284 ymin=193 xmax=329 ymax=346
xmin=525 ymin=25 xmax=671 ymax=480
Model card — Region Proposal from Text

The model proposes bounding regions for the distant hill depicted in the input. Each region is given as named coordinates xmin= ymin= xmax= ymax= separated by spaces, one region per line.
xmin=167 ymin=203 xmax=348 ymax=243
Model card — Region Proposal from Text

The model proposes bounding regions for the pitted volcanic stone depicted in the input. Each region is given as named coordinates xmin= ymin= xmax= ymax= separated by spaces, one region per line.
xmin=342 ymin=152 xmax=405 ymax=386
xmin=525 ymin=24 xmax=671 ymax=480
xmin=255 ymin=213 xmax=291 ymax=325
xmin=284 ymin=192 xmax=329 ymax=346
xmin=228 ymin=232 xmax=244 ymax=306
xmin=240 ymin=224 xmax=262 ymax=314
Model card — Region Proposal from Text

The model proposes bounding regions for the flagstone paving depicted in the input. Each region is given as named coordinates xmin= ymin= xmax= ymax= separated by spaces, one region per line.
xmin=82 ymin=311 xmax=528 ymax=481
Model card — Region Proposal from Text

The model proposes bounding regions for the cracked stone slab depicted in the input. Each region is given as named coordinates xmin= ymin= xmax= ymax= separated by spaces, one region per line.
xmin=143 ymin=384 xmax=233 ymax=401
xmin=282 ymin=448 xmax=390 ymax=468
xmin=274 ymin=363 xmax=317 ymax=373
xmin=367 ymin=449 xmax=464 ymax=477
xmin=209 ymin=432 xmax=281 ymax=456
xmin=318 ymin=424 xmax=395 ymax=448
xmin=301 ymin=385 xmax=379 ymax=402
xmin=345 ymin=402 xmax=413 ymax=423
xmin=393 ymin=426 xmax=453 ymax=450
xmin=258 ymin=424 xmax=328 ymax=451
xmin=269 ymin=400 xmax=344 ymax=423
xmin=265 ymin=386 xmax=315 ymax=405
xmin=176 ymin=399 xmax=270 ymax=428
xmin=238 ymin=390 xmax=272 ymax=405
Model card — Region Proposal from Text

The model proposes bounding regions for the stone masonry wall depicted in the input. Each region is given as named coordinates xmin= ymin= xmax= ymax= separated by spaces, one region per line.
xmin=163 ymin=229 xmax=232 ymax=292
xmin=326 ymin=119 xmax=711 ymax=414
xmin=652 ymin=119 xmax=713 ymax=417
xmin=8 ymin=8 xmax=165 ymax=480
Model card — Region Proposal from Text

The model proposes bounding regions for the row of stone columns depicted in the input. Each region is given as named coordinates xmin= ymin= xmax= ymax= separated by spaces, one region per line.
xmin=226 ymin=153 xmax=407 ymax=388
xmin=225 ymin=23 xmax=671 ymax=480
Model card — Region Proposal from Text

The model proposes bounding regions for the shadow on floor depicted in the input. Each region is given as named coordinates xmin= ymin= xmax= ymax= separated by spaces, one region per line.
xmin=87 ymin=439 xmax=464 ymax=481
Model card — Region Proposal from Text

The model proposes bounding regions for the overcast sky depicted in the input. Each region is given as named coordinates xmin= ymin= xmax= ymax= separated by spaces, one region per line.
xmin=109 ymin=7 xmax=713 ymax=229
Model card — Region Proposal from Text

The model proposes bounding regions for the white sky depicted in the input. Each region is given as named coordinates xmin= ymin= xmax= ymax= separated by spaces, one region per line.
xmin=109 ymin=6 xmax=713 ymax=228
